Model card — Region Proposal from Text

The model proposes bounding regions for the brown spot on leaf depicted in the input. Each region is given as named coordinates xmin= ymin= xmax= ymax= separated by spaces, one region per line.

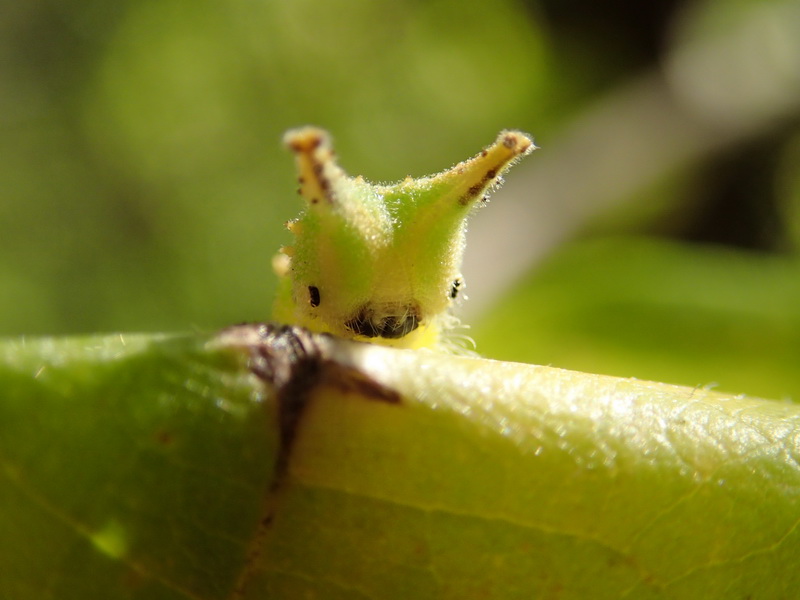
xmin=325 ymin=368 xmax=401 ymax=403
xmin=219 ymin=323 xmax=402 ymax=476
xmin=217 ymin=323 xmax=402 ymax=597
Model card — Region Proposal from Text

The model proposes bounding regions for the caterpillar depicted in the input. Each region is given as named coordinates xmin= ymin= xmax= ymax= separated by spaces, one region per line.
xmin=272 ymin=127 xmax=534 ymax=351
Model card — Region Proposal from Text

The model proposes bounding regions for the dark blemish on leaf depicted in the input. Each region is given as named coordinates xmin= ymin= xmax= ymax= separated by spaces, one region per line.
xmin=481 ymin=149 xmax=488 ymax=157
xmin=325 ymin=366 xmax=401 ymax=404
xmin=223 ymin=323 xmax=401 ymax=409
xmin=308 ymin=285 xmax=320 ymax=307
xmin=245 ymin=326 xmax=324 ymax=478
xmin=226 ymin=324 xmax=323 ymax=597
xmin=486 ymin=168 xmax=497 ymax=180
xmin=503 ymin=133 xmax=517 ymax=149
xmin=298 ymin=176 xmax=305 ymax=184
xmin=218 ymin=323 xmax=401 ymax=597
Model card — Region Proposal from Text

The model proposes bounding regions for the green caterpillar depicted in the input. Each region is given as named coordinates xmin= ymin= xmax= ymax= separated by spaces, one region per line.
xmin=272 ymin=127 xmax=534 ymax=350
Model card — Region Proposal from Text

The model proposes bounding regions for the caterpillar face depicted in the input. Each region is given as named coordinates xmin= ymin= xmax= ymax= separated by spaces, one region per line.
xmin=272 ymin=127 xmax=535 ymax=350
xmin=344 ymin=302 xmax=421 ymax=339
xmin=306 ymin=284 xmax=420 ymax=339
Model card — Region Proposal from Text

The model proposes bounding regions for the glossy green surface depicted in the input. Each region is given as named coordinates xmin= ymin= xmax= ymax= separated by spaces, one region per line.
xmin=271 ymin=343 xmax=800 ymax=598
xmin=0 ymin=333 xmax=277 ymax=598
xmin=3 ymin=331 xmax=799 ymax=598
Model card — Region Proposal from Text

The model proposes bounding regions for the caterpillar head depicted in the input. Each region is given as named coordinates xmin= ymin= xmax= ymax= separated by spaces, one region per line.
xmin=272 ymin=127 xmax=534 ymax=349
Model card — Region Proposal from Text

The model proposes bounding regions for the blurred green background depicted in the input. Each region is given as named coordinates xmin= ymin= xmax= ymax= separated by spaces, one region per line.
xmin=2 ymin=0 xmax=799 ymax=399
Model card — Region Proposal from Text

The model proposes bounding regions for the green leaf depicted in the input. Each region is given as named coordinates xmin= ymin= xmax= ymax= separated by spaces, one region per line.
xmin=473 ymin=237 xmax=800 ymax=401
xmin=0 ymin=332 xmax=277 ymax=598
xmin=2 ymin=326 xmax=800 ymax=598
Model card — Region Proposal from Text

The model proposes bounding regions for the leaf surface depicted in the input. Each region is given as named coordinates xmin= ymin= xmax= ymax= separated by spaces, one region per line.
xmin=2 ymin=327 xmax=799 ymax=599
xmin=0 ymin=333 xmax=277 ymax=599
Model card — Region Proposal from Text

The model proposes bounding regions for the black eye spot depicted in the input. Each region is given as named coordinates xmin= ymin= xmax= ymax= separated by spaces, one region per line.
xmin=308 ymin=286 xmax=320 ymax=307
xmin=450 ymin=279 xmax=462 ymax=300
